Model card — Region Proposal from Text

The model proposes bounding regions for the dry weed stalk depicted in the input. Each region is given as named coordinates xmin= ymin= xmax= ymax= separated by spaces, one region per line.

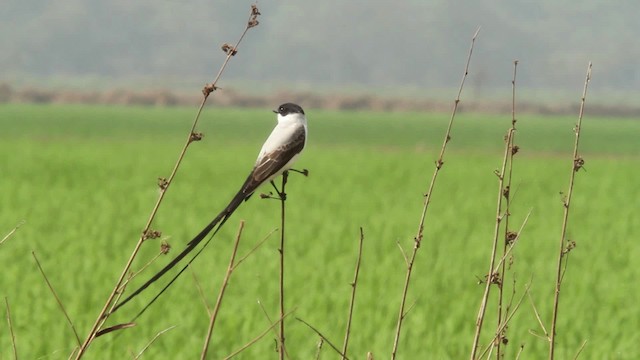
xmin=75 ymin=5 xmax=261 ymax=358
xmin=391 ymin=28 xmax=480 ymax=359
xmin=0 ymin=220 xmax=25 ymax=246
xmin=548 ymin=62 xmax=592 ymax=360
xmin=201 ymin=221 xmax=245 ymax=359
xmin=315 ymin=338 xmax=324 ymax=360
xmin=495 ymin=59 xmax=520 ymax=359
xmin=190 ymin=265 xmax=213 ymax=317
xmin=223 ymin=309 xmax=295 ymax=360
xmin=469 ymin=60 xmax=523 ymax=359
xmin=32 ymin=251 xmax=82 ymax=347
xmin=277 ymin=173 xmax=288 ymax=360
xmin=5 ymin=297 xmax=18 ymax=359
xmin=341 ymin=227 xmax=364 ymax=360
xmin=258 ymin=171 xmax=292 ymax=359
xmin=133 ymin=325 xmax=177 ymax=359
xmin=257 ymin=300 xmax=291 ymax=360
xmin=296 ymin=317 xmax=350 ymax=360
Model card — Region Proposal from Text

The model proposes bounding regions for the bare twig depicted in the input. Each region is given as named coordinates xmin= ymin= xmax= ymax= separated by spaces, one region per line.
xmin=470 ymin=60 xmax=519 ymax=359
xmin=116 ymin=241 xmax=172 ymax=294
xmin=573 ymin=340 xmax=588 ymax=359
xmin=296 ymin=317 xmax=350 ymax=360
xmin=190 ymin=265 xmax=212 ymax=317
xmin=257 ymin=300 xmax=291 ymax=360
xmin=478 ymin=281 xmax=532 ymax=359
xmin=495 ymin=59 xmax=519 ymax=360
xmin=32 ymin=251 xmax=81 ymax=346
xmin=201 ymin=221 xmax=245 ymax=359
xmin=75 ymin=5 xmax=261 ymax=358
xmin=391 ymin=27 xmax=480 ymax=360
xmin=491 ymin=210 xmax=532 ymax=274
xmin=341 ymin=227 xmax=364 ymax=359
xmin=0 ymin=220 xmax=25 ymax=246
xmin=549 ymin=62 xmax=592 ymax=360
xmin=277 ymin=171 xmax=289 ymax=360
xmin=315 ymin=337 xmax=324 ymax=360
xmin=515 ymin=345 xmax=525 ymax=360
xmin=527 ymin=290 xmax=549 ymax=339
xmin=232 ymin=228 xmax=278 ymax=271
xmin=5 ymin=297 xmax=18 ymax=359
xmin=133 ymin=325 xmax=177 ymax=359
xmin=223 ymin=309 xmax=295 ymax=360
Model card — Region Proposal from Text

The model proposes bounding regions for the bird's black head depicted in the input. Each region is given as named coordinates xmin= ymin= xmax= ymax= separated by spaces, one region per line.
xmin=273 ymin=103 xmax=305 ymax=116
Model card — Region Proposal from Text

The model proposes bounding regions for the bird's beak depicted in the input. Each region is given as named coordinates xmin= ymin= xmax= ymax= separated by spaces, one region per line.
xmin=272 ymin=109 xmax=278 ymax=114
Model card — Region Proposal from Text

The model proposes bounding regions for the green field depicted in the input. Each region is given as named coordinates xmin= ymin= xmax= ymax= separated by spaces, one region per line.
xmin=1 ymin=103 xmax=638 ymax=359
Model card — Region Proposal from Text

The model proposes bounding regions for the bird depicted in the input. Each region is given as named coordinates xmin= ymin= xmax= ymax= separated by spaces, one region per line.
xmin=114 ymin=103 xmax=308 ymax=314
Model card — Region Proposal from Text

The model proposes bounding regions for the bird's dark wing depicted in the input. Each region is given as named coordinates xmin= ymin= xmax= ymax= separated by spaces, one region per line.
xmin=245 ymin=125 xmax=306 ymax=193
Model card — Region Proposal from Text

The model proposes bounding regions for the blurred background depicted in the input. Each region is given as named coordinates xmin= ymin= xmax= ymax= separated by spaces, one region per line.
xmin=2 ymin=0 xmax=638 ymax=110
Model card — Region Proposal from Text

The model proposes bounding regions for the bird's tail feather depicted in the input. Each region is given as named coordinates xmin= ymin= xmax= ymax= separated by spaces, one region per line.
xmin=112 ymin=181 xmax=252 ymax=314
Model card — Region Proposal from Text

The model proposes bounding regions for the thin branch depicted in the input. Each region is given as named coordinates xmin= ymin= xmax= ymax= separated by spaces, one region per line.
xmin=257 ymin=300 xmax=291 ymax=360
xmin=5 ymin=297 xmax=18 ymax=360
xmin=32 ymin=251 xmax=82 ymax=346
xmin=75 ymin=5 xmax=261 ymax=358
xmin=277 ymin=171 xmax=289 ymax=360
xmin=201 ymin=221 xmax=245 ymax=359
xmin=341 ymin=227 xmax=364 ymax=359
xmin=315 ymin=337 xmax=324 ymax=360
xmin=0 ymin=220 xmax=25 ymax=246
xmin=549 ymin=62 xmax=592 ymax=360
xmin=296 ymin=317 xmax=350 ymax=360
xmin=515 ymin=345 xmax=525 ymax=360
xmin=232 ymin=228 xmax=278 ymax=271
xmin=470 ymin=60 xmax=517 ymax=360
xmin=496 ymin=59 xmax=519 ymax=360
xmin=478 ymin=281 xmax=533 ymax=359
xmin=391 ymin=27 xmax=480 ymax=360
xmin=396 ymin=241 xmax=409 ymax=268
xmin=133 ymin=325 xmax=177 ymax=360
xmin=223 ymin=309 xmax=295 ymax=360
xmin=190 ymin=265 xmax=212 ymax=317
xmin=491 ymin=210 xmax=532 ymax=274
xmin=527 ymin=290 xmax=549 ymax=339
xmin=573 ymin=340 xmax=588 ymax=360
xmin=116 ymin=240 xmax=172 ymax=294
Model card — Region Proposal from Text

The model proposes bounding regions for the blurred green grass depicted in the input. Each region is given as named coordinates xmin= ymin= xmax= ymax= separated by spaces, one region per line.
xmin=0 ymin=104 xmax=638 ymax=359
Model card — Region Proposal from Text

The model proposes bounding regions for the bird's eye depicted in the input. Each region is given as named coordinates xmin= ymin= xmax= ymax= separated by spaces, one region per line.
xmin=279 ymin=107 xmax=284 ymax=112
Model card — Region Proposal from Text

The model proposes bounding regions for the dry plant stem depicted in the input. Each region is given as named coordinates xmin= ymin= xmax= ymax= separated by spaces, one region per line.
xmin=495 ymin=59 xmax=519 ymax=360
xmin=133 ymin=325 xmax=177 ymax=360
xmin=469 ymin=75 xmax=517 ymax=359
xmin=315 ymin=338 xmax=325 ymax=360
xmin=257 ymin=300 xmax=291 ymax=360
xmin=573 ymin=340 xmax=588 ymax=359
xmin=391 ymin=27 xmax=480 ymax=360
xmin=0 ymin=220 xmax=25 ymax=246
xmin=478 ymin=282 xmax=532 ymax=359
xmin=223 ymin=310 xmax=295 ymax=360
xmin=32 ymin=251 xmax=82 ymax=346
xmin=277 ymin=171 xmax=289 ymax=360
xmin=549 ymin=62 xmax=592 ymax=360
xmin=75 ymin=6 xmax=260 ymax=358
xmin=5 ymin=297 xmax=18 ymax=360
xmin=296 ymin=317 xmax=350 ymax=360
xmin=201 ymin=222 xmax=245 ymax=360
xmin=515 ymin=345 xmax=525 ymax=360
xmin=190 ymin=266 xmax=212 ymax=317
xmin=529 ymin=291 xmax=548 ymax=338
xmin=341 ymin=227 xmax=364 ymax=360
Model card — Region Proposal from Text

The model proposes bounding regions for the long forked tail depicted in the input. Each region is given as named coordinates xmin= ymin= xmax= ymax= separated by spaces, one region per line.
xmin=112 ymin=185 xmax=250 ymax=314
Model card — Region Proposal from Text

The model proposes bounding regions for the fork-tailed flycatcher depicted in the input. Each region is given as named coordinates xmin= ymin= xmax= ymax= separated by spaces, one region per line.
xmin=114 ymin=103 xmax=307 ymax=313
